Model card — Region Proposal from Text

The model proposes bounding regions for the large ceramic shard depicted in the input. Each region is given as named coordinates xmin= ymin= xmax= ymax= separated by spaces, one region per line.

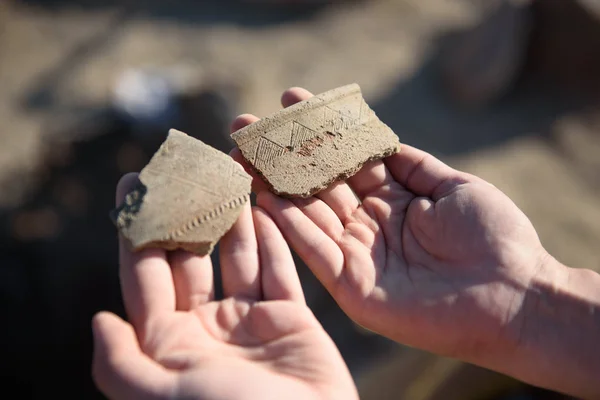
xmin=111 ymin=129 xmax=251 ymax=255
xmin=230 ymin=83 xmax=401 ymax=197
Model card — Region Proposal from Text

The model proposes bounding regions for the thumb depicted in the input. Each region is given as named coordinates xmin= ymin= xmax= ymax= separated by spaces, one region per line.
xmin=92 ymin=311 xmax=174 ymax=399
xmin=406 ymin=197 xmax=442 ymax=254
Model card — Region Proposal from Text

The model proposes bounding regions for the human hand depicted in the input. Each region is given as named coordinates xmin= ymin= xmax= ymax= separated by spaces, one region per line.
xmin=230 ymin=88 xmax=549 ymax=366
xmin=92 ymin=173 xmax=358 ymax=400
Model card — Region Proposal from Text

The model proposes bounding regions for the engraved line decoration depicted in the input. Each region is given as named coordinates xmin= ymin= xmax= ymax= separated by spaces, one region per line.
xmin=253 ymin=102 xmax=364 ymax=168
xmin=290 ymin=121 xmax=319 ymax=148
xmin=323 ymin=106 xmax=361 ymax=131
xmin=162 ymin=194 xmax=250 ymax=241
xmin=230 ymin=95 xmax=331 ymax=148
xmin=144 ymin=168 xmax=219 ymax=197
xmin=232 ymin=85 xmax=365 ymax=147
xmin=223 ymin=159 xmax=234 ymax=190
xmin=254 ymin=137 xmax=287 ymax=170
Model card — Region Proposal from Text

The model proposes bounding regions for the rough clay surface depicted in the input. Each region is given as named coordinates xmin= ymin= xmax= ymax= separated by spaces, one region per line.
xmin=111 ymin=129 xmax=251 ymax=255
xmin=231 ymin=83 xmax=401 ymax=197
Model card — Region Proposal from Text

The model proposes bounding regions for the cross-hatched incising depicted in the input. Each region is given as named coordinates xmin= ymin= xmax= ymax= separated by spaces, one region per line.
xmin=254 ymin=137 xmax=286 ymax=170
xmin=291 ymin=121 xmax=319 ymax=148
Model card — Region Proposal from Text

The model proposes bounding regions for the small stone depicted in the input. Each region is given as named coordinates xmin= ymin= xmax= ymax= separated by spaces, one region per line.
xmin=231 ymin=83 xmax=401 ymax=197
xmin=111 ymin=129 xmax=251 ymax=255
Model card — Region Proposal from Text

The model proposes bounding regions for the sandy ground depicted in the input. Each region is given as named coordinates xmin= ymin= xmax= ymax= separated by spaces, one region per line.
xmin=1 ymin=0 xmax=598 ymax=398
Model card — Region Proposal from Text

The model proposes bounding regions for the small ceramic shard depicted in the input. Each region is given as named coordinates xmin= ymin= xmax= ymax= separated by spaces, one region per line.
xmin=111 ymin=129 xmax=251 ymax=255
xmin=230 ymin=83 xmax=401 ymax=197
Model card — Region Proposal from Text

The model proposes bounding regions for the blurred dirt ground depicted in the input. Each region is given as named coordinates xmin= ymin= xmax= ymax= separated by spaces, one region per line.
xmin=0 ymin=0 xmax=598 ymax=398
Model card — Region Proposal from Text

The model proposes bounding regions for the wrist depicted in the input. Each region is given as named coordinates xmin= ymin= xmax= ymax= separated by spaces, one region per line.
xmin=499 ymin=252 xmax=600 ymax=398
xmin=516 ymin=252 xmax=570 ymax=357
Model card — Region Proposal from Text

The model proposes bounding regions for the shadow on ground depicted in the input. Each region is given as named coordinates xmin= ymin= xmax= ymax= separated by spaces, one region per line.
xmin=371 ymin=31 xmax=591 ymax=159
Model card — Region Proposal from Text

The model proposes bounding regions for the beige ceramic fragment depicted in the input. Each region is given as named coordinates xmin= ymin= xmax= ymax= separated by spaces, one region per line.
xmin=111 ymin=129 xmax=251 ymax=255
xmin=231 ymin=83 xmax=401 ymax=197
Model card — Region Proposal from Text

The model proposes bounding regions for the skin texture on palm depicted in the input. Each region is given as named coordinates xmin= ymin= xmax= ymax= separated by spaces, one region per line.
xmin=231 ymin=87 xmax=546 ymax=361
xmin=93 ymin=87 xmax=600 ymax=399
xmin=230 ymin=87 xmax=600 ymax=399
xmin=91 ymin=173 xmax=358 ymax=400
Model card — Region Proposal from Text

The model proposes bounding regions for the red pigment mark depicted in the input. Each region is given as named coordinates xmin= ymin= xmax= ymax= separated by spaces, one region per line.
xmin=297 ymin=136 xmax=325 ymax=156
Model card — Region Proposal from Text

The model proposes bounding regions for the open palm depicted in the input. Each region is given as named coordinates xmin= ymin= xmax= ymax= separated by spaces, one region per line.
xmin=92 ymin=173 xmax=357 ymax=400
xmin=232 ymin=88 xmax=549 ymax=364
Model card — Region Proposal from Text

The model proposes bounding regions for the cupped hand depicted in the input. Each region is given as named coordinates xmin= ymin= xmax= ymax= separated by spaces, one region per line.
xmin=92 ymin=173 xmax=358 ymax=400
xmin=231 ymin=88 xmax=549 ymax=364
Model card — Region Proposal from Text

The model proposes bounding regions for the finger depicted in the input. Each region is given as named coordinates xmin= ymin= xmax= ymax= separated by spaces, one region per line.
xmin=92 ymin=312 xmax=174 ymax=399
xmin=315 ymin=181 xmax=360 ymax=224
xmin=219 ymin=202 xmax=261 ymax=299
xmin=229 ymin=113 xmax=270 ymax=193
xmin=347 ymin=159 xmax=396 ymax=199
xmin=404 ymin=197 xmax=444 ymax=262
xmin=117 ymin=174 xmax=176 ymax=328
xmin=281 ymin=87 xmax=313 ymax=108
xmin=257 ymin=191 xmax=345 ymax=291
xmin=291 ymin=196 xmax=344 ymax=240
xmin=168 ymin=250 xmax=214 ymax=311
xmin=384 ymin=145 xmax=470 ymax=200
xmin=230 ymin=113 xmax=260 ymax=134
xmin=253 ymin=207 xmax=305 ymax=303
xmin=116 ymin=172 xmax=142 ymax=205
xmin=229 ymin=147 xmax=270 ymax=193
